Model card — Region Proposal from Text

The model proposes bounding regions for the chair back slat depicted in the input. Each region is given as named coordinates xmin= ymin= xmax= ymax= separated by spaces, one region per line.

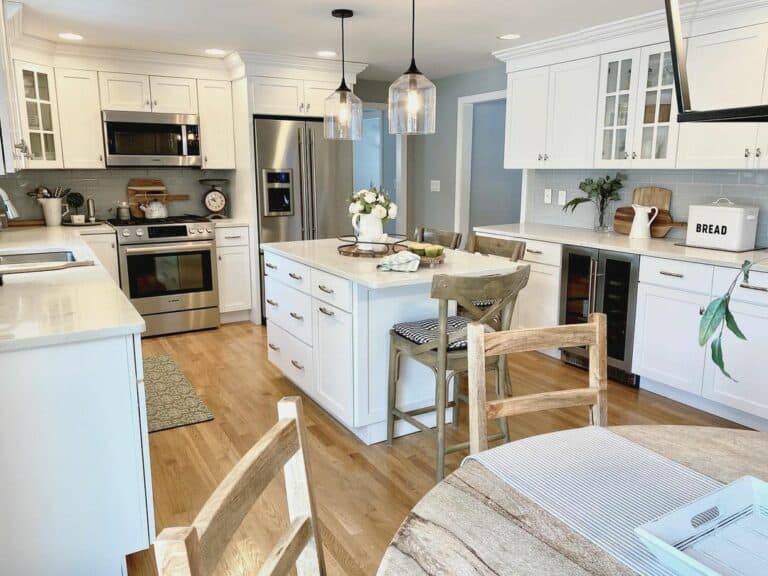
xmin=484 ymin=323 xmax=597 ymax=356
xmin=256 ymin=516 xmax=313 ymax=576
xmin=465 ymin=232 xmax=526 ymax=261
xmin=486 ymin=388 xmax=600 ymax=419
xmin=413 ymin=226 xmax=462 ymax=249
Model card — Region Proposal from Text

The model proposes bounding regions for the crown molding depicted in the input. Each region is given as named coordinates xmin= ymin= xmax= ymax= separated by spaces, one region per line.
xmin=493 ymin=0 xmax=768 ymax=63
xmin=237 ymin=51 xmax=367 ymax=75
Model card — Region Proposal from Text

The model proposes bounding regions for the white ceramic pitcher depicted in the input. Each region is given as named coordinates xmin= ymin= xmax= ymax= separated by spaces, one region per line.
xmin=629 ymin=204 xmax=659 ymax=239
xmin=352 ymin=212 xmax=385 ymax=251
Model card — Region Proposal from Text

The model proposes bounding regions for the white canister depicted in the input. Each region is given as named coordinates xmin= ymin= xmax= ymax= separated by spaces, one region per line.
xmin=39 ymin=197 xmax=69 ymax=226
xmin=686 ymin=198 xmax=759 ymax=251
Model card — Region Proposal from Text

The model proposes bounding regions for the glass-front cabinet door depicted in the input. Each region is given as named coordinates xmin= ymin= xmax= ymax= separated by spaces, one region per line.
xmin=632 ymin=43 xmax=679 ymax=168
xmin=15 ymin=62 xmax=63 ymax=168
xmin=595 ymin=49 xmax=639 ymax=167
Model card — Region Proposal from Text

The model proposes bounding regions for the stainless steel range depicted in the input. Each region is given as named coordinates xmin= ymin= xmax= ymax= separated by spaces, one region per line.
xmin=111 ymin=216 xmax=219 ymax=337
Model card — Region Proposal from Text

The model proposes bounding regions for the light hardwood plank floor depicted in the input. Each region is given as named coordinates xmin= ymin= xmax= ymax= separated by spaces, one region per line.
xmin=127 ymin=322 xmax=742 ymax=575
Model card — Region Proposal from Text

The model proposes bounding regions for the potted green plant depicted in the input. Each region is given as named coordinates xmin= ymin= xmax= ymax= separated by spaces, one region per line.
xmin=563 ymin=173 xmax=626 ymax=232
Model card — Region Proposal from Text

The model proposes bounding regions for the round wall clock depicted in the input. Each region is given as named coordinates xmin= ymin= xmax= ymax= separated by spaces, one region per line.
xmin=199 ymin=178 xmax=230 ymax=215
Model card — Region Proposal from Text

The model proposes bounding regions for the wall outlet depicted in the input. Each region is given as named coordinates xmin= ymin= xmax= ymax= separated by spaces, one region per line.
xmin=430 ymin=180 xmax=441 ymax=193
xmin=544 ymin=188 xmax=552 ymax=204
xmin=558 ymin=189 xmax=567 ymax=206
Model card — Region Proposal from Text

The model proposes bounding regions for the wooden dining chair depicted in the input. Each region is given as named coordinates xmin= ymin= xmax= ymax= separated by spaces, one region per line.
xmin=465 ymin=232 xmax=526 ymax=261
xmin=154 ymin=396 xmax=325 ymax=576
xmin=467 ymin=313 xmax=608 ymax=454
xmin=413 ymin=226 xmax=463 ymax=250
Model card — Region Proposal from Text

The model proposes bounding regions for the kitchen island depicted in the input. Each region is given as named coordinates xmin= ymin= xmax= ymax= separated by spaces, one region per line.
xmin=262 ymin=238 xmax=521 ymax=444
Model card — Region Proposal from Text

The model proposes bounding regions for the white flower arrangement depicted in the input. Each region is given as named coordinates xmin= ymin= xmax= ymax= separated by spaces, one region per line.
xmin=348 ymin=186 xmax=397 ymax=222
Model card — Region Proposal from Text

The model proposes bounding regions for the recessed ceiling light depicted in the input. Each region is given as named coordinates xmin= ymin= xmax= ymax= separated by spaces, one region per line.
xmin=497 ymin=33 xmax=521 ymax=40
xmin=205 ymin=48 xmax=228 ymax=56
xmin=316 ymin=50 xmax=337 ymax=58
xmin=58 ymin=32 xmax=83 ymax=41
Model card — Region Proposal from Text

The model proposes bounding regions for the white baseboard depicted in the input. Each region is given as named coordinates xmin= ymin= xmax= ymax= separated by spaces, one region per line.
xmin=220 ymin=310 xmax=251 ymax=324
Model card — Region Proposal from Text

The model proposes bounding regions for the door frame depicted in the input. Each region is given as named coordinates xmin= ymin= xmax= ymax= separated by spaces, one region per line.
xmin=453 ymin=89 xmax=506 ymax=239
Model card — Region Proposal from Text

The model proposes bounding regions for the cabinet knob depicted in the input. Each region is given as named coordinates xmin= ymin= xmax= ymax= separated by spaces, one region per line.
xmin=538 ymin=153 xmax=543 ymax=161
xmin=145 ymin=100 xmax=150 ymax=106
xmin=299 ymin=103 xmax=305 ymax=112
xmin=306 ymin=103 xmax=311 ymax=111
xmin=623 ymin=152 xmax=629 ymax=160
xmin=99 ymin=154 xmax=103 ymax=162
xmin=543 ymin=153 xmax=549 ymax=161
xmin=632 ymin=151 xmax=637 ymax=159
xmin=218 ymin=255 xmax=221 ymax=261
xmin=745 ymin=148 xmax=752 ymax=158
xmin=757 ymin=148 xmax=763 ymax=158
xmin=153 ymin=100 xmax=158 ymax=106
xmin=204 ymin=156 xmax=208 ymax=163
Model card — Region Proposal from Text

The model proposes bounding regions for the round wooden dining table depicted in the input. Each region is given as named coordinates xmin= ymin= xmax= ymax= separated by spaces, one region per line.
xmin=377 ymin=425 xmax=768 ymax=576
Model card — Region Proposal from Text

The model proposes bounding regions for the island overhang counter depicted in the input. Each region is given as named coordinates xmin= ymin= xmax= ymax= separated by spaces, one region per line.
xmin=261 ymin=238 xmax=522 ymax=444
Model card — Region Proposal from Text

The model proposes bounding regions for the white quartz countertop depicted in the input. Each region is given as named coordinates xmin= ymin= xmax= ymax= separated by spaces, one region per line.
xmin=0 ymin=226 xmax=144 ymax=352
xmin=475 ymin=223 xmax=768 ymax=271
xmin=262 ymin=238 xmax=521 ymax=289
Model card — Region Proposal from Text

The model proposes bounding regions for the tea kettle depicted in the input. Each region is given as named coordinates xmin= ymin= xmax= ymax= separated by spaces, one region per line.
xmin=629 ymin=204 xmax=659 ymax=239
xmin=139 ymin=199 xmax=168 ymax=219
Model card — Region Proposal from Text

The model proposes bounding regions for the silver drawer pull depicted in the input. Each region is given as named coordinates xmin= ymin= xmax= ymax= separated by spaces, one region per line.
xmin=291 ymin=360 xmax=305 ymax=370
xmin=268 ymin=343 xmax=280 ymax=351
xmin=289 ymin=272 xmax=303 ymax=280
xmin=319 ymin=306 xmax=335 ymax=317
xmin=318 ymin=284 xmax=335 ymax=294
xmin=224 ymin=235 xmax=242 ymax=240
xmin=526 ymin=249 xmax=543 ymax=255
xmin=265 ymin=262 xmax=277 ymax=270
xmin=290 ymin=312 xmax=304 ymax=321
xmin=659 ymin=271 xmax=684 ymax=278
xmin=266 ymin=299 xmax=278 ymax=307
xmin=740 ymin=283 xmax=768 ymax=293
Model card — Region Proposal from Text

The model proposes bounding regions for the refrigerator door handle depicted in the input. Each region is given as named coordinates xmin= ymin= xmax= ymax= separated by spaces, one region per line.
xmin=297 ymin=128 xmax=308 ymax=239
xmin=308 ymin=128 xmax=318 ymax=238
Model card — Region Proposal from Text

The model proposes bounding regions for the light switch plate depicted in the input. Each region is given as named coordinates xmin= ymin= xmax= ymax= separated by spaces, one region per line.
xmin=558 ymin=190 xmax=567 ymax=206
xmin=544 ymin=188 xmax=552 ymax=204
xmin=430 ymin=180 xmax=441 ymax=193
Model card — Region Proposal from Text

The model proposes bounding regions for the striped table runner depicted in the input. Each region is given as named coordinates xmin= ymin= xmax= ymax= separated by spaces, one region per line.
xmin=464 ymin=427 xmax=722 ymax=576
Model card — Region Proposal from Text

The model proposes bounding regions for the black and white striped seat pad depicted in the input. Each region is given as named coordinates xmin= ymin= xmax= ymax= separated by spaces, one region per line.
xmin=393 ymin=316 xmax=470 ymax=350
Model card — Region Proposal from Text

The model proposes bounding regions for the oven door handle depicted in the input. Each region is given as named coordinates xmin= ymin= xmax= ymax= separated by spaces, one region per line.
xmin=123 ymin=241 xmax=215 ymax=256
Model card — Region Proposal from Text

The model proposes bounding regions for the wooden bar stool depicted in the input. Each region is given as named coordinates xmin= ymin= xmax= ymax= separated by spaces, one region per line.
xmin=413 ymin=226 xmax=463 ymax=249
xmin=386 ymin=267 xmax=530 ymax=481
xmin=465 ymin=232 xmax=526 ymax=261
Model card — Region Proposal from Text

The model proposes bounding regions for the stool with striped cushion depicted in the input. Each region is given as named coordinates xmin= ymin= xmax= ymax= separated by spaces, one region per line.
xmin=387 ymin=267 xmax=530 ymax=481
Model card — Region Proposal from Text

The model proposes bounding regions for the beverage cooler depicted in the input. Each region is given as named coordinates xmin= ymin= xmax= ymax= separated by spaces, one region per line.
xmin=559 ymin=246 xmax=640 ymax=386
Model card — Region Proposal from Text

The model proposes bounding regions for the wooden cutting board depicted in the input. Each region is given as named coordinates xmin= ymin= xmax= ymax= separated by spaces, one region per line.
xmin=614 ymin=206 xmax=687 ymax=238
xmin=632 ymin=186 xmax=672 ymax=211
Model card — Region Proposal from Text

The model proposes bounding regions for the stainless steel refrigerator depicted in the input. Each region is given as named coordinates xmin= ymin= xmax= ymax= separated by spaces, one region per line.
xmin=255 ymin=116 xmax=353 ymax=320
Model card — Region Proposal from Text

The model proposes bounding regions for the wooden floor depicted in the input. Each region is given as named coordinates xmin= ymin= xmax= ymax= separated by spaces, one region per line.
xmin=127 ymin=322 xmax=742 ymax=576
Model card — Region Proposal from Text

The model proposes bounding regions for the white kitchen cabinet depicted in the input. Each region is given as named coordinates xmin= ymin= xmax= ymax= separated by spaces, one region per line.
xmin=504 ymin=67 xmax=550 ymax=168
xmin=15 ymin=61 xmax=63 ymax=168
xmin=149 ymin=76 xmax=198 ymax=114
xmin=82 ymin=232 xmax=120 ymax=285
xmin=251 ymin=76 xmax=304 ymax=115
xmin=312 ymin=300 xmax=354 ymax=426
xmin=302 ymin=80 xmax=337 ymax=117
xmin=516 ymin=261 xmax=561 ymax=330
xmin=198 ymin=79 xmax=235 ymax=169
xmin=98 ymin=72 xmax=151 ymax=112
xmin=676 ymin=24 xmax=768 ymax=169
xmin=55 ymin=69 xmax=105 ymax=169
xmin=595 ymin=49 xmax=640 ymax=168
xmin=217 ymin=245 xmax=252 ymax=313
xmin=633 ymin=282 xmax=710 ymax=395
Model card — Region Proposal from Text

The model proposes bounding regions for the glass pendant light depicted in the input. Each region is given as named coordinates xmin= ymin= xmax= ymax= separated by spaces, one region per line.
xmin=388 ymin=0 xmax=436 ymax=134
xmin=324 ymin=9 xmax=362 ymax=140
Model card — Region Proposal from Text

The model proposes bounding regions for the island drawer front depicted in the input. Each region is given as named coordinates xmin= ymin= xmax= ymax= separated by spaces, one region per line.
xmin=639 ymin=256 xmax=713 ymax=294
xmin=311 ymin=269 xmax=352 ymax=312
xmin=266 ymin=319 xmax=288 ymax=368
xmin=713 ymin=266 xmax=768 ymax=306
xmin=267 ymin=321 xmax=313 ymax=393
xmin=521 ymin=239 xmax=562 ymax=267
xmin=216 ymin=226 xmax=249 ymax=247
xmin=263 ymin=252 xmax=311 ymax=294
xmin=264 ymin=277 xmax=313 ymax=345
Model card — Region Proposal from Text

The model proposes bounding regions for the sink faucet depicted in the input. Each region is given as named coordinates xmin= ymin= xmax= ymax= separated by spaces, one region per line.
xmin=0 ymin=187 xmax=19 ymax=230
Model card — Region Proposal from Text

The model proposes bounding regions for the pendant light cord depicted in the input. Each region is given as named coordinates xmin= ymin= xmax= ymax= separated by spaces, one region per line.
xmin=341 ymin=16 xmax=346 ymax=81
xmin=411 ymin=0 xmax=415 ymax=62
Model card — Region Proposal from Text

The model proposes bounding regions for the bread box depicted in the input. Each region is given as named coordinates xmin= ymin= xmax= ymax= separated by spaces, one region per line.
xmin=686 ymin=198 xmax=759 ymax=251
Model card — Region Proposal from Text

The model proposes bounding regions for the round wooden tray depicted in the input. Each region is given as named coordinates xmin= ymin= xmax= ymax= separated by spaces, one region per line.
xmin=392 ymin=244 xmax=446 ymax=267
xmin=337 ymin=235 xmax=407 ymax=258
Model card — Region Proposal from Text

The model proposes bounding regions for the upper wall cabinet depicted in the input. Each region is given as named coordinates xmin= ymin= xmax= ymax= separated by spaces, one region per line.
xmin=504 ymin=57 xmax=599 ymax=169
xmin=99 ymin=72 xmax=198 ymax=114
xmin=676 ymin=24 xmax=768 ymax=170
xmin=302 ymin=80 xmax=338 ymax=117
xmin=595 ymin=49 xmax=639 ymax=167
xmin=251 ymin=77 xmax=338 ymax=116
xmin=15 ymin=62 xmax=63 ymax=168
xmin=197 ymin=79 xmax=235 ymax=169
xmin=55 ymin=69 xmax=105 ymax=169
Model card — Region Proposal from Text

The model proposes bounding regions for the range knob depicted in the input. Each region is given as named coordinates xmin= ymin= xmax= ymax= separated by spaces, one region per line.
xmin=135 ymin=229 xmax=144 ymax=237
xmin=204 ymin=227 xmax=212 ymax=233
xmin=122 ymin=229 xmax=131 ymax=237
xmin=189 ymin=228 xmax=197 ymax=235
xmin=197 ymin=227 xmax=205 ymax=234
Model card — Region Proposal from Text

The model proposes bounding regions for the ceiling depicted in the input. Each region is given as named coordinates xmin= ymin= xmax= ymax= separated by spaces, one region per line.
xmin=17 ymin=0 xmax=663 ymax=80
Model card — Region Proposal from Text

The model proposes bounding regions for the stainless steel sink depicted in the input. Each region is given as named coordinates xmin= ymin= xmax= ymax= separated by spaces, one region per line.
xmin=0 ymin=251 xmax=76 ymax=265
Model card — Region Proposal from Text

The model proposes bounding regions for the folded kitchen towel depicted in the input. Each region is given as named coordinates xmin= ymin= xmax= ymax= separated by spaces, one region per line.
xmin=377 ymin=250 xmax=421 ymax=272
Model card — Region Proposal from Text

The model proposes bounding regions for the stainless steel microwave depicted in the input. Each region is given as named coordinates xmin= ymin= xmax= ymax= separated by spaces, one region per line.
xmin=102 ymin=110 xmax=201 ymax=167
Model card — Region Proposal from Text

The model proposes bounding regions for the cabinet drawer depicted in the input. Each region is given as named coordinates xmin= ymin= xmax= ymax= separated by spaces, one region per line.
xmin=521 ymin=239 xmax=562 ymax=267
xmin=267 ymin=321 xmax=313 ymax=393
xmin=311 ymin=269 xmax=352 ymax=312
xmin=639 ymin=256 xmax=713 ymax=294
xmin=266 ymin=319 xmax=289 ymax=369
xmin=713 ymin=266 xmax=768 ymax=306
xmin=264 ymin=277 xmax=313 ymax=345
xmin=216 ymin=226 xmax=249 ymax=247
xmin=263 ymin=252 xmax=311 ymax=293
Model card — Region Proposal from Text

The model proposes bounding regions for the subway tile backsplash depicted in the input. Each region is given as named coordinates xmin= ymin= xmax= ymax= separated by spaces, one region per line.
xmin=525 ymin=169 xmax=768 ymax=242
xmin=0 ymin=168 xmax=234 ymax=221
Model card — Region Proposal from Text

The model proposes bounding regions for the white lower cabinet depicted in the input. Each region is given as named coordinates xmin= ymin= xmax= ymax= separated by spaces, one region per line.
xmin=81 ymin=232 xmax=120 ymax=285
xmin=216 ymin=245 xmax=252 ymax=313
xmin=516 ymin=261 xmax=561 ymax=330
xmin=312 ymin=300 xmax=353 ymax=426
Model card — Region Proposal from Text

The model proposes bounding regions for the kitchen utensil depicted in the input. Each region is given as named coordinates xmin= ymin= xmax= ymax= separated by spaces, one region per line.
xmin=32 ymin=186 xmax=50 ymax=198
xmin=686 ymin=198 xmax=759 ymax=251
xmin=139 ymin=199 xmax=169 ymax=219
xmin=632 ymin=186 xmax=672 ymax=211
xmin=86 ymin=198 xmax=96 ymax=222
xmin=614 ymin=207 xmax=687 ymax=237
xmin=116 ymin=201 xmax=131 ymax=222
xmin=38 ymin=197 xmax=69 ymax=226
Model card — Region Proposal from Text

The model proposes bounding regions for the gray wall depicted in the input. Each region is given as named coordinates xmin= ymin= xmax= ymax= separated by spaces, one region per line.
xmin=469 ymin=99 xmax=521 ymax=229
xmin=354 ymin=79 xmax=390 ymax=103
xmin=525 ymin=169 xmax=768 ymax=243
